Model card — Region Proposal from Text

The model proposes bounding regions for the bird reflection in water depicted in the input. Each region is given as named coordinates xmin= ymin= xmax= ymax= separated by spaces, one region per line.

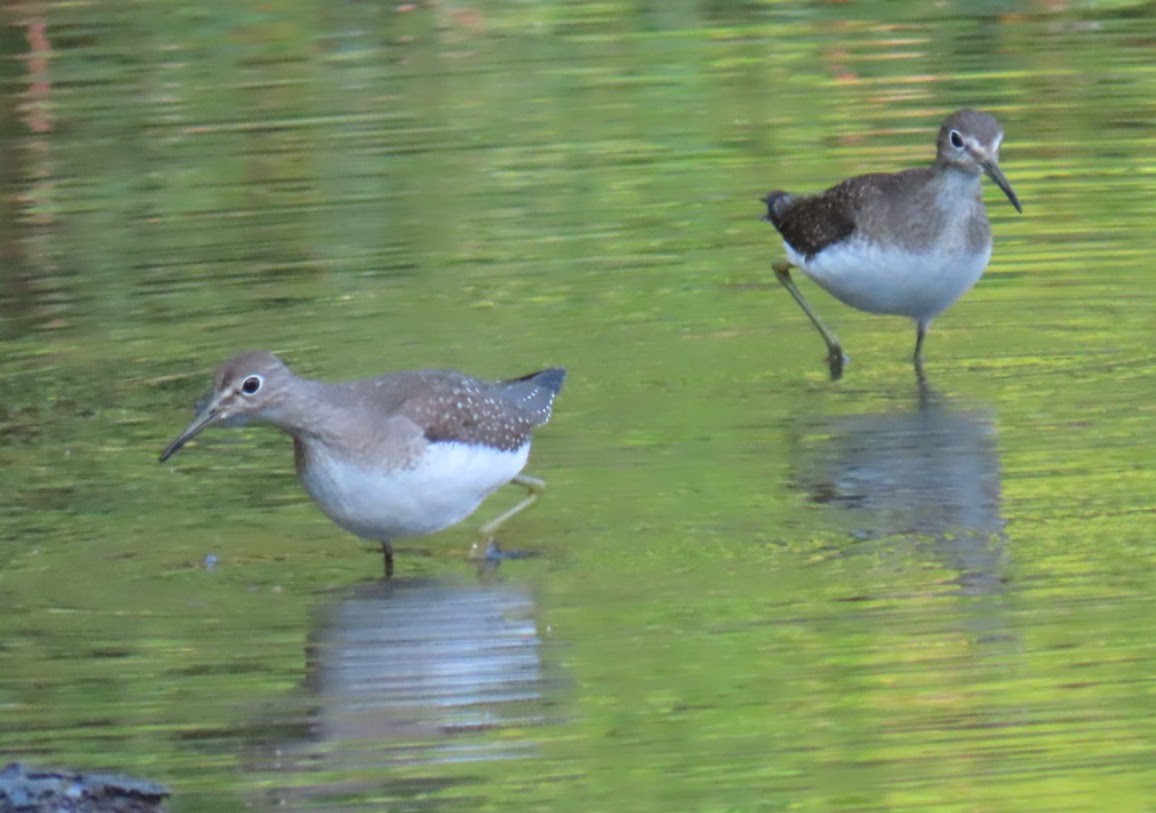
xmin=791 ymin=382 xmax=1005 ymax=596
xmin=254 ymin=578 xmax=552 ymax=808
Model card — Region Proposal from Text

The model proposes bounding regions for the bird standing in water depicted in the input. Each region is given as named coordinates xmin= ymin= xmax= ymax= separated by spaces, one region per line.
xmin=762 ymin=109 xmax=1022 ymax=379
xmin=160 ymin=352 xmax=565 ymax=577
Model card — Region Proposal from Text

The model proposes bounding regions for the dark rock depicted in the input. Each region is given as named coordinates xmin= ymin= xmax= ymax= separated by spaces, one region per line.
xmin=0 ymin=762 xmax=169 ymax=813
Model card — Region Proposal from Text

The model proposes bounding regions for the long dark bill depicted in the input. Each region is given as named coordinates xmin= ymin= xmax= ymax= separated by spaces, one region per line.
xmin=982 ymin=160 xmax=1022 ymax=214
xmin=159 ymin=402 xmax=221 ymax=463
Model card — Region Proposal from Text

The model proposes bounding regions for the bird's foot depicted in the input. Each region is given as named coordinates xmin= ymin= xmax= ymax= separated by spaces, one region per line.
xmin=826 ymin=346 xmax=847 ymax=381
xmin=468 ymin=538 xmax=502 ymax=563
xmin=468 ymin=539 xmax=541 ymax=563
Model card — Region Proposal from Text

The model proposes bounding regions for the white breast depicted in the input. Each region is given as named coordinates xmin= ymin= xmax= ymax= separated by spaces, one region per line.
xmin=298 ymin=441 xmax=531 ymax=541
xmin=788 ymin=237 xmax=992 ymax=321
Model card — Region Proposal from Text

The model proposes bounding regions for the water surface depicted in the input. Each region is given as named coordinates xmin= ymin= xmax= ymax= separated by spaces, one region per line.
xmin=2 ymin=2 xmax=1155 ymax=811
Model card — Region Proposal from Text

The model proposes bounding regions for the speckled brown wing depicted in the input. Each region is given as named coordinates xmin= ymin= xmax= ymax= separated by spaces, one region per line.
xmin=402 ymin=368 xmax=565 ymax=452
xmin=763 ymin=172 xmax=904 ymax=260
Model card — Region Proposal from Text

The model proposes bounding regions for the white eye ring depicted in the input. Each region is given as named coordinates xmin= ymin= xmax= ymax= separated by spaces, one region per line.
xmin=949 ymin=129 xmax=964 ymax=149
xmin=240 ymin=374 xmax=264 ymax=396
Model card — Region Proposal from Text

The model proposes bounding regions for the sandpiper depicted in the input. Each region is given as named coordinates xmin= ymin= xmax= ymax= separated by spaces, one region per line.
xmin=160 ymin=352 xmax=565 ymax=577
xmin=762 ymin=109 xmax=1022 ymax=379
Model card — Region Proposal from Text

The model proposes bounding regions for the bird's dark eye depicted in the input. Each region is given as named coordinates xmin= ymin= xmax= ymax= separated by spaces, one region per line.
xmin=241 ymin=375 xmax=262 ymax=395
xmin=949 ymin=129 xmax=964 ymax=149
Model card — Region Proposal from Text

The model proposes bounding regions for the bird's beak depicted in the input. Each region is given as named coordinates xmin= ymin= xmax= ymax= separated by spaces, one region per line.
xmin=159 ymin=393 xmax=225 ymax=462
xmin=981 ymin=158 xmax=1022 ymax=214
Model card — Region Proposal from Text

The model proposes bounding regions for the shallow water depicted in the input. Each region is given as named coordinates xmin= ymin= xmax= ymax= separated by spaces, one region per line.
xmin=2 ymin=2 xmax=1156 ymax=811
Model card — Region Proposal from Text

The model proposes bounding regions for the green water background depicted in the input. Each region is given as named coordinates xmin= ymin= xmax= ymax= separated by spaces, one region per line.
xmin=2 ymin=1 xmax=1155 ymax=810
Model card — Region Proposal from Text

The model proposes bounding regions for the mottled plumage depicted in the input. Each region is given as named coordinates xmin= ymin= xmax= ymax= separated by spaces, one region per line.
xmin=762 ymin=109 xmax=1022 ymax=380
xmin=160 ymin=352 xmax=565 ymax=576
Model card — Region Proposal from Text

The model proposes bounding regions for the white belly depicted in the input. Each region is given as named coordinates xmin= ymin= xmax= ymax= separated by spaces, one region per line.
xmin=788 ymin=237 xmax=992 ymax=321
xmin=299 ymin=441 xmax=531 ymax=541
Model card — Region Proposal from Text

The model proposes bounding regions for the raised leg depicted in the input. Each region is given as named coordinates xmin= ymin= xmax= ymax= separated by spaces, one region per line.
xmin=476 ymin=474 xmax=546 ymax=546
xmin=773 ymin=262 xmax=845 ymax=380
xmin=380 ymin=540 xmax=394 ymax=579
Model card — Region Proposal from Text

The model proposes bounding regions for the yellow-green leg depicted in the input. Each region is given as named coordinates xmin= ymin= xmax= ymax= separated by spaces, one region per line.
xmin=773 ymin=262 xmax=845 ymax=381
xmin=470 ymin=474 xmax=546 ymax=561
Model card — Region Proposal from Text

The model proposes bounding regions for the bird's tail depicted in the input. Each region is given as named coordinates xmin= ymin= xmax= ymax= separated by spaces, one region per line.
xmin=500 ymin=367 xmax=566 ymax=425
xmin=760 ymin=191 xmax=795 ymax=229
